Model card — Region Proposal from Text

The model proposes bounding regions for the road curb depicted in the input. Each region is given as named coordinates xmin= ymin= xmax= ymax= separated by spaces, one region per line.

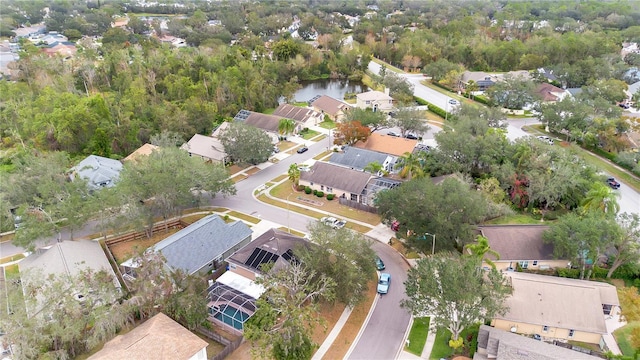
xmin=396 ymin=316 xmax=414 ymax=359
xmin=344 ymin=286 xmax=380 ymax=359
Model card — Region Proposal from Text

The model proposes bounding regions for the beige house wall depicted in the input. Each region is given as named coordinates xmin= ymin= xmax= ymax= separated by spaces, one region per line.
xmin=228 ymin=264 xmax=257 ymax=281
xmin=298 ymin=179 xmax=361 ymax=202
xmin=488 ymin=259 xmax=570 ymax=271
xmin=491 ymin=319 xmax=603 ymax=345
xmin=356 ymin=98 xmax=393 ymax=112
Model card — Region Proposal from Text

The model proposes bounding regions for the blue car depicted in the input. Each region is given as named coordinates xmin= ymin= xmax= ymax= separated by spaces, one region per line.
xmin=377 ymin=273 xmax=391 ymax=294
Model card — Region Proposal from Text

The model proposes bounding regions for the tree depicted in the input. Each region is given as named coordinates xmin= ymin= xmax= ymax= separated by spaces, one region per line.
xmin=393 ymin=105 xmax=430 ymax=137
xmin=332 ymin=120 xmax=370 ymax=146
xmin=465 ymin=235 xmax=500 ymax=269
xmin=363 ymin=161 xmax=388 ymax=176
xmin=278 ymin=118 xmax=297 ymax=139
xmin=402 ymin=253 xmax=510 ymax=342
xmin=376 ymin=178 xmax=490 ymax=252
xmin=606 ymin=213 xmax=640 ymax=278
xmin=486 ymin=74 xmax=538 ymax=110
xmin=395 ymin=151 xmax=427 ymax=179
xmin=581 ymin=79 xmax=628 ymax=104
xmin=344 ymin=107 xmax=390 ymax=132
xmin=288 ymin=163 xmax=301 ymax=186
xmin=581 ymin=182 xmax=620 ymax=216
xmin=297 ymin=221 xmax=376 ymax=306
xmin=244 ymin=262 xmax=336 ymax=360
xmin=422 ymin=58 xmax=463 ymax=82
xmin=219 ymin=122 xmax=275 ymax=165
xmin=543 ymin=211 xmax=620 ymax=279
xmin=381 ymin=72 xmax=415 ymax=103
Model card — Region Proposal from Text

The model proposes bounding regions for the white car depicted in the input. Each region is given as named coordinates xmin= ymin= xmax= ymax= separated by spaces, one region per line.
xmin=320 ymin=216 xmax=347 ymax=229
xmin=536 ymin=135 xmax=554 ymax=145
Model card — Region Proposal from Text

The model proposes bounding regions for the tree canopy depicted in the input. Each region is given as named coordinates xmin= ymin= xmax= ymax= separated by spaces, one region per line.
xmin=219 ymin=122 xmax=275 ymax=165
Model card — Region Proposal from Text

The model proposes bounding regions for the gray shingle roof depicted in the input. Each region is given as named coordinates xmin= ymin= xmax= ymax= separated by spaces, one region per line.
xmin=71 ymin=155 xmax=123 ymax=189
xmin=234 ymin=110 xmax=291 ymax=133
xmin=153 ymin=215 xmax=252 ymax=274
xmin=329 ymin=147 xmax=390 ymax=171
xmin=300 ymin=161 xmax=372 ymax=193
xmin=310 ymin=95 xmax=351 ymax=117
xmin=478 ymin=225 xmax=554 ymax=261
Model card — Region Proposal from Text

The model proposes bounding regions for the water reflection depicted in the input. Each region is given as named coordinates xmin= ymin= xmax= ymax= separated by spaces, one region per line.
xmin=294 ymin=80 xmax=368 ymax=102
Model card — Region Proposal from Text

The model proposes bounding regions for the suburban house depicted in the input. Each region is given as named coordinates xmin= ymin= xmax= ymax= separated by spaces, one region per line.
xmin=329 ymin=146 xmax=396 ymax=174
xmin=19 ymin=240 xmax=122 ymax=316
xmin=123 ymin=143 xmax=159 ymax=162
xmin=460 ymin=70 xmax=531 ymax=92
xmin=535 ymin=83 xmax=571 ymax=103
xmin=355 ymin=89 xmax=394 ymax=112
xmin=12 ymin=24 xmax=46 ymax=38
xmin=89 ymin=312 xmax=208 ymax=360
xmin=272 ymin=103 xmax=323 ymax=127
xmin=476 ymin=225 xmax=570 ymax=271
xmin=475 ymin=325 xmax=601 ymax=360
xmin=534 ymin=67 xmax=558 ymax=83
xmin=353 ymin=132 xmax=419 ymax=157
xmin=492 ymin=272 xmax=620 ymax=347
xmin=180 ymin=133 xmax=227 ymax=163
xmin=70 ymin=155 xmax=123 ymax=190
xmin=42 ymin=41 xmax=77 ymax=58
xmin=299 ymin=161 xmax=373 ymax=203
xmin=309 ymin=95 xmax=352 ymax=122
xmin=121 ymin=215 xmax=252 ymax=277
xmin=207 ymin=228 xmax=309 ymax=333
xmin=233 ymin=109 xmax=300 ymax=141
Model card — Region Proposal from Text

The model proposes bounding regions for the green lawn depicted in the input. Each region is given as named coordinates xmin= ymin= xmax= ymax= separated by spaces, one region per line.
xmin=300 ymin=129 xmax=320 ymax=140
xmin=370 ymin=57 xmax=403 ymax=73
xmin=614 ymin=321 xmax=640 ymax=357
xmin=406 ymin=317 xmax=430 ymax=355
xmin=483 ymin=213 xmax=544 ymax=225
xmin=430 ymin=324 xmax=480 ymax=360
xmin=318 ymin=120 xmax=336 ymax=129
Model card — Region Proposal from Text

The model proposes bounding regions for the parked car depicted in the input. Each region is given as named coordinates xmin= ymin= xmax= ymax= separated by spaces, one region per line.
xmin=296 ymin=147 xmax=308 ymax=154
xmin=272 ymin=146 xmax=280 ymax=153
xmin=375 ymin=256 xmax=385 ymax=271
xmin=387 ymin=131 xmax=400 ymax=137
xmin=606 ymin=177 xmax=621 ymax=189
xmin=377 ymin=273 xmax=391 ymax=294
xmin=320 ymin=216 xmax=347 ymax=229
xmin=448 ymin=99 xmax=459 ymax=105
xmin=536 ymin=135 xmax=554 ymax=145
xmin=404 ymin=133 xmax=419 ymax=140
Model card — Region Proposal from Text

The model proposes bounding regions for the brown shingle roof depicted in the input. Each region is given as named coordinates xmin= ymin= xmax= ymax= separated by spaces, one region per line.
xmin=478 ymin=225 xmax=553 ymax=261
xmin=272 ymin=104 xmax=319 ymax=123
xmin=536 ymin=83 xmax=565 ymax=102
xmin=300 ymin=162 xmax=372 ymax=194
xmin=241 ymin=111 xmax=286 ymax=133
xmin=311 ymin=95 xmax=351 ymax=117
xmin=123 ymin=143 xmax=159 ymax=162
xmin=227 ymin=228 xmax=310 ymax=273
xmin=353 ymin=132 xmax=418 ymax=156
xmin=89 ymin=313 xmax=207 ymax=360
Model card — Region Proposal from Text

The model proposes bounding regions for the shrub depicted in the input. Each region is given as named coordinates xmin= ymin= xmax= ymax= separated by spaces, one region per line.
xmin=557 ymin=268 xmax=580 ymax=278
xmin=326 ymin=194 xmax=335 ymax=200
xmin=316 ymin=191 xmax=324 ymax=197
xmin=313 ymin=189 xmax=318 ymax=195
xmin=297 ymin=185 xmax=306 ymax=191
xmin=304 ymin=187 xmax=312 ymax=194
xmin=592 ymin=266 xmax=609 ymax=279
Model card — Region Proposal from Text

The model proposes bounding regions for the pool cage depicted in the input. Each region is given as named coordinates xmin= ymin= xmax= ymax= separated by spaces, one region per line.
xmin=207 ymin=282 xmax=257 ymax=334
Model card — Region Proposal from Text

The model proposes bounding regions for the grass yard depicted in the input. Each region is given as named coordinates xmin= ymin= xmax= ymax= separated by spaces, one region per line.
xmin=570 ymin=143 xmax=640 ymax=193
xmin=318 ymin=120 xmax=336 ymax=129
xmin=276 ymin=227 xmax=307 ymax=238
xmin=226 ymin=211 xmax=260 ymax=224
xmin=0 ymin=253 xmax=25 ymax=264
xmin=430 ymin=324 xmax=480 ymax=360
xmin=483 ymin=213 xmax=543 ymax=225
xmin=389 ymin=238 xmax=422 ymax=259
xmin=406 ymin=317 xmax=430 ymax=355
xmin=370 ymin=57 xmax=403 ymax=73
xmin=300 ymin=129 xmax=320 ymax=140
xmin=614 ymin=321 xmax=640 ymax=357
xmin=0 ymin=233 xmax=13 ymax=243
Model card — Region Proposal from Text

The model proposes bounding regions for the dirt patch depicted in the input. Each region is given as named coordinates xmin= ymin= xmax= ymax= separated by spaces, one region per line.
xmin=108 ymin=228 xmax=181 ymax=263
xmin=245 ymin=167 xmax=260 ymax=176
xmin=452 ymin=357 xmax=472 ymax=360
xmin=228 ymin=164 xmax=249 ymax=175
xmin=231 ymin=174 xmax=248 ymax=183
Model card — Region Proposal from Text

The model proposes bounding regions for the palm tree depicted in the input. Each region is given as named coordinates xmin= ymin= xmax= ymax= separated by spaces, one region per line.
xmin=465 ymin=235 xmax=500 ymax=269
xmin=466 ymin=80 xmax=479 ymax=100
xmin=395 ymin=152 xmax=426 ymax=179
xmin=288 ymin=163 xmax=301 ymax=187
xmin=364 ymin=161 xmax=388 ymax=176
xmin=581 ymin=182 xmax=620 ymax=215
xmin=278 ymin=118 xmax=296 ymax=140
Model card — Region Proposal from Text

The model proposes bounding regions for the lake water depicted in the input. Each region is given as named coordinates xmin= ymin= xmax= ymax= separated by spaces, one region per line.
xmin=294 ymin=80 xmax=368 ymax=103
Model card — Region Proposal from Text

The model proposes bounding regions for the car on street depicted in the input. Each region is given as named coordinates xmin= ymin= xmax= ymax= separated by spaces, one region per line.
xmin=606 ymin=177 xmax=621 ymax=189
xmin=536 ymin=135 xmax=554 ymax=145
xmin=404 ymin=133 xmax=419 ymax=140
xmin=448 ymin=99 xmax=459 ymax=105
xmin=387 ymin=131 xmax=400 ymax=137
xmin=377 ymin=273 xmax=391 ymax=294
xmin=375 ymin=256 xmax=385 ymax=271
xmin=296 ymin=146 xmax=308 ymax=154
xmin=320 ymin=216 xmax=347 ymax=229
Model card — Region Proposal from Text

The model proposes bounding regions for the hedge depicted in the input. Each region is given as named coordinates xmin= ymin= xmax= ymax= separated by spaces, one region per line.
xmin=316 ymin=191 xmax=324 ymax=197
xmin=326 ymin=194 xmax=335 ymax=200
xmin=413 ymin=96 xmax=449 ymax=119
xmin=305 ymin=187 xmax=312 ymax=194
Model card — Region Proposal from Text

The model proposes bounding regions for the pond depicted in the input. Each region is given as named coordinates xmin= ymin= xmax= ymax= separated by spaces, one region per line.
xmin=293 ymin=79 xmax=368 ymax=103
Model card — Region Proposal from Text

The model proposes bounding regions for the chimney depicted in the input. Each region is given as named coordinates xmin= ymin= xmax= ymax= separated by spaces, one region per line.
xmin=384 ymin=87 xmax=390 ymax=96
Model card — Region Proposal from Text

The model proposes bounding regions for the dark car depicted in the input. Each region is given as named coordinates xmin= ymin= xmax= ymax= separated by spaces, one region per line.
xmin=404 ymin=133 xmax=419 ymax=140
xmin=606 ymin=177 xmax=621 ymax=189
xmin=296 ymin=147 xmax=309 ymax=154
xmin=375 ymin=256 xmax=385 ymax=271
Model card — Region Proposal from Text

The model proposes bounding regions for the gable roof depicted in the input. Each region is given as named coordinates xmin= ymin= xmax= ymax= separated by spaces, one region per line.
xmin=89 ymin=313 xmax=207 ymax=360
xmin=150 ymin=215 xmax=252 ymax=274
xmin=272 ymin=103 xmax=320 ymax=123
xmin=234 ymin=110 xmax=285 ymax=133
xmin=628 ymin=80 xmax=640 ymax=96
xmin=536 ymin=83 xmax=566 ymax=102
xmin=353 ymin=132 xmax=418 ymax=156
xmin=71 ymin=155 xmax=123 ymax=189
xmin=329 ymin=146 xmax=390 ymax=170
xmin=478 ymin=225 xmax=554 ymax=261
xmin=356 ymin=90 xmax=393 ymax=101
xmin=310 ymin=95 xmax=352 ymax=116
xmin=123 ymin=143 xmax=159 ymax=162
xmin=300 ymin=161 xmax=372 ymax=193
xmin=228 ymin=228 xmax=310 ymax=273
xmin=566 ymin=87 xmax=583 ymax=97
xmin=497 ymin=272 xmax=618 ymax=334
xmin=180 ymin=134 xmax=226 ymax=162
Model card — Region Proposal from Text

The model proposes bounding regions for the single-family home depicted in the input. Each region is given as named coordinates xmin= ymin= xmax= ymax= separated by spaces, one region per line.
xmin=89 ymin=312 xmax=208 ymax=360
xmin=475 ymin=325 xmax=602 ymax=360
xmin=233 ymin=109 xmax=299 ymax=141
xmin=123 ymin=143 xmax=159 ymax=162
xmin=309 ymin=95 xmax=352 ymax=122
xmin=329 ymin=146 xmax=396 ymax=174
xmin=272 ymin=103 xmax=323 ymax=127
xmin=42 ymin=41 xmax=77 ymax=58
xmin=70 ymin=155 xmax=123 ymax=190
xmin=12 ymin=24 xmax=46 ymax=38
xmin=299 ymin=161 xmax=373 ymax=203
xmin=121 ymin=215 xmax=252 ymax=277
xmin=353 ymin=132 xmax=419 ymax=157
xmin=460 ymin=70 xmax=531 ymax=93
xmin=476 ymin=225 xmax=570 ymax=272
xmin=626 ymin=80 xmax=640 ymax=105
xmin=492 ymin=272 xmax=620 ymax=346
xmin=19 ymin=240 xmax=122 ymax=316
xmin=180 ymin=133 xmax=227 ymax=163
xmin=535 ymin=67 xmax=558 ymax=83
xmin=535 ymin=83 xmax=571 ymax=103
xmin=207 ymin=228 xmax=309 ymax=333
xmin=355 ymin=89 xmax=394 ymax=112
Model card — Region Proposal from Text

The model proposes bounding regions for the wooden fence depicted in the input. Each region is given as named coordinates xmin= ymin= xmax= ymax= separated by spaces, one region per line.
xmin=104 ymin=219 xmax=188 ymax=246
xmin=338 ymin=198 xmax=378 ymax=214
xmin=197 ymin=326 xmax=244 ymax=360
